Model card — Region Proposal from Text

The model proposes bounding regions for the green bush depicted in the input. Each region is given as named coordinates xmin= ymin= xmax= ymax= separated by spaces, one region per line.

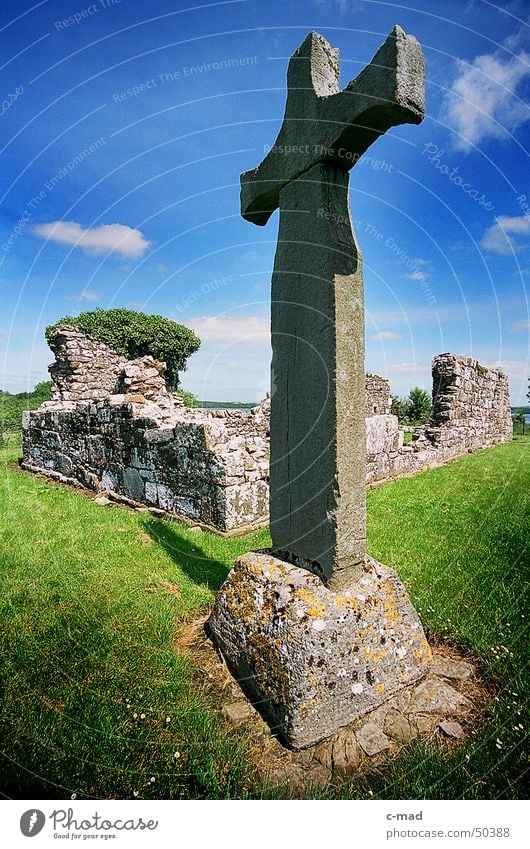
xmin=0 ymin=381 xmax=53 ymax=434
xmin=175 ymin=388 xmax=199 ymax=408
xmin=391 ymin=387 xmax=432 ymax=426
xmin=46 ymin=309 xmax=200 ymax=391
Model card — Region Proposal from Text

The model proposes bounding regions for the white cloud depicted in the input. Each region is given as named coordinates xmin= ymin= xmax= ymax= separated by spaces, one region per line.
xmin=487 ymin=359 xmax=529 ymax=378
xmin=387 ymin=362 xmax=429 ymax=374
xmin=510 ymin=319 xmax=530 ymax=331
xmin=186 ymin=314 xmax=270 ymax=342
xmin=402 ymin=270 xmax=430 ymax=282
xmin=442 ymin=48 xmax=530 ymax=149
xmin=66 ymin=289 xmax=103 ymax=303
xmin=370 ymin=331 xmax=401 ymax=341
xmin=481 ymin=214 xmax=530 ymax=254
xmin=32 ymin=221 xmax=150 ymax=259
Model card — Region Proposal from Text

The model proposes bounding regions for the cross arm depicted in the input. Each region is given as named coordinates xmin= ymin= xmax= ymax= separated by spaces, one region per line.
xmin=241 ymin=25 xmax=425 ymax=226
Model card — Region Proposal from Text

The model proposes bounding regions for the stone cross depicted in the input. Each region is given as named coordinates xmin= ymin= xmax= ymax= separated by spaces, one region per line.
xmin=241 ymin=26 xmax=425 ymax=591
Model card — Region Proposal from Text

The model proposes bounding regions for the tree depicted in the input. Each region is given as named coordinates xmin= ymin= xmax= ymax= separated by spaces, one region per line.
xmin=390 ymin=394 xmax=409 ymax=423
xmin=406 ymin=386 xmax=432 ymax=425
xmin=391 ymin=387 xmax=432 ymax=425
xmin=175 ymin=388 xmax=199 ymax=408
xmin=46 ymin=309 xmax=200 ymax=391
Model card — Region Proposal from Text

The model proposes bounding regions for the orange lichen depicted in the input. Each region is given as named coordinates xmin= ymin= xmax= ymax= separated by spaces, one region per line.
xmin=294 ymin=587 xmax=326 ymax=618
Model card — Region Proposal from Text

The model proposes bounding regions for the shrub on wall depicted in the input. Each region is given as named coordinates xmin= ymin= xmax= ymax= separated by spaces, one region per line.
xmin=46 ymin=309 xmax=200 ymax=390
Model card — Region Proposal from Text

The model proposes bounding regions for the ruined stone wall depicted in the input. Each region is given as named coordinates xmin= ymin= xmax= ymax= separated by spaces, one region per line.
xmin=47 ymin=326 xmax=126 ymax=402
xmin=22 ymin=326 xmax=269 ymax=533
xmin=426 ymin=353 xmax=513 ymax=454
xmin=22 ymin=329 xmax=513 ymax=529
xmin=365 ymin=353 xmax=513 ymax=485
xmin=365 ymin=373 xmax=391 ymax=415
xmin=22 ymin=399 xmax=270 ymax=533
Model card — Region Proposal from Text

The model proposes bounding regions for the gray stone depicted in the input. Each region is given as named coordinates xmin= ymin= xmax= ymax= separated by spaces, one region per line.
xmin=93 ymin=495 xmax=112 ymax=506
xmin=384 ymin=709 xmax=417 ymax=743
xmin=240 ymin=27 xmax=424 ymax=226
xmin=430 ymin=655 xmax=473 ymax=681
xmin=251 ymin=27 xmax=425 ymax=592
xmin=331 ymin=730 xmax=361 ymax=773
xmin=409 ymin=676 xmax=472 ymax=715
xmin=221 ymin=702 xmax=254 ymax=726
xmin=21 ymin=326 xmax=272 ymax=535
xmin=356 ymin=722 xmax=391 ymax=756
xmin=438 ymin=720 xmax=464 ymax=739
xmin=209 ymin=25 xmax=430 ymax=748
xmin=269 ymin=161 xmax=367 ymax=590
xmin=208 ymin=551 xmax=431 ymax=749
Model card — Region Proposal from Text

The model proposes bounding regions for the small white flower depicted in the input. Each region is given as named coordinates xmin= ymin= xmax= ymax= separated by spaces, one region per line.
xmin=173 ymin=751 xmax=181 ymax=759
xmin=133 ymin=791 xmax=138 ymax=798
xmin=71 ymin=793 xmax=77 ymax=800
xmin=165 ymin=716 xmax=171 ymax=724
xmin=133 ymin=712 xmax=138 ymax=719
xmin=140 ymin=713 xmax=146 ymax=720
xmin=150 ymin=776 xmax=156 ymax=783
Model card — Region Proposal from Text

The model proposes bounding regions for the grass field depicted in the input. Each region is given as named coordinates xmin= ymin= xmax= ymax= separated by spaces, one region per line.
xmin=0 ymin=435 xmax=528 ymax=799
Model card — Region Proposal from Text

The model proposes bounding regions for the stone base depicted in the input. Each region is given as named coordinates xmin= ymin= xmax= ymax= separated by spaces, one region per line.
xmin=208 ymin=551 xmax=432 ymax=749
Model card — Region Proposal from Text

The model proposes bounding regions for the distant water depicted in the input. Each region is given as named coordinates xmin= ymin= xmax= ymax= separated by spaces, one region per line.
xmin=525 ymin=415 xmax=530 ymax=424
xmin=200 ymin=401 xmax=256 ymax=412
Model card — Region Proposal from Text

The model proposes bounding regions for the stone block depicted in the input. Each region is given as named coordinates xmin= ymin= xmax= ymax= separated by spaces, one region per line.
xmin=209 ymin=551 xmax=431 ymax=749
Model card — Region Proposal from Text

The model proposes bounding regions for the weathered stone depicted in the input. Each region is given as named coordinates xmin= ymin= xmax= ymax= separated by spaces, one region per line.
xmin=269 ymin=161 xmax=366 ymax=590
xmin=413 ymin=714 xmax=439 ymax=737
xmin=210 ymin=25 xmax=430 ymax=748
xmin=366 ymin=374 xmax=391 ymax=415
xmin=356 ymin=722 xmax=391 ymax=756
xmin=93 ymin=495 xmax=112 ymax=506
xmin=22 ymin=327 xmax=271 ymax=534
xmin=430 ymin=655 xmax=473 ymax=681
xmin=384 ymin=709 xmax=417 ymax=743
xmin=331 ymin=729 xmax=361 ymax=773
xmin=240 ymin=27 xmax=424 ymax=225
xmin=438 ymin=720 xmax=464 ymax=739
xmin=244 ymin=26 xmax=425 ymax=593
xmin=313 ymin=741 xmax=333 ymax=771
xmin=409 ymin=676 xmax=472 ymax=715
xmin=209 ymin=551 xmax=431 ymax=749
xmin=221 ymin=701 xmax=254 ymax=726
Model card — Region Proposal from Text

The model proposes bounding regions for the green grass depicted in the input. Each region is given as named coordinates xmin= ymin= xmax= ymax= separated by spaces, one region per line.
xmin=1 ymin=435 xmax=528 ymax=799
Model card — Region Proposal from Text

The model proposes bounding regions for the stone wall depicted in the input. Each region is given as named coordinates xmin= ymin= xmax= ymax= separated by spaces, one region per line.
xmin=22 ymin=326 xmax=269 ymax=533
xmin=365 ymin=353 xmax=512 ymax=485
xmin=22 ymin=330 xmax=513 ymax=531
xmin=365 ymin=373 xmax=391 ymax=415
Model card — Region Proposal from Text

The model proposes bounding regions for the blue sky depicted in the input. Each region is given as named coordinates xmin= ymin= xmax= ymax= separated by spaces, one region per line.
xmin=1 ymin=0 xmax=529 ymax=402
